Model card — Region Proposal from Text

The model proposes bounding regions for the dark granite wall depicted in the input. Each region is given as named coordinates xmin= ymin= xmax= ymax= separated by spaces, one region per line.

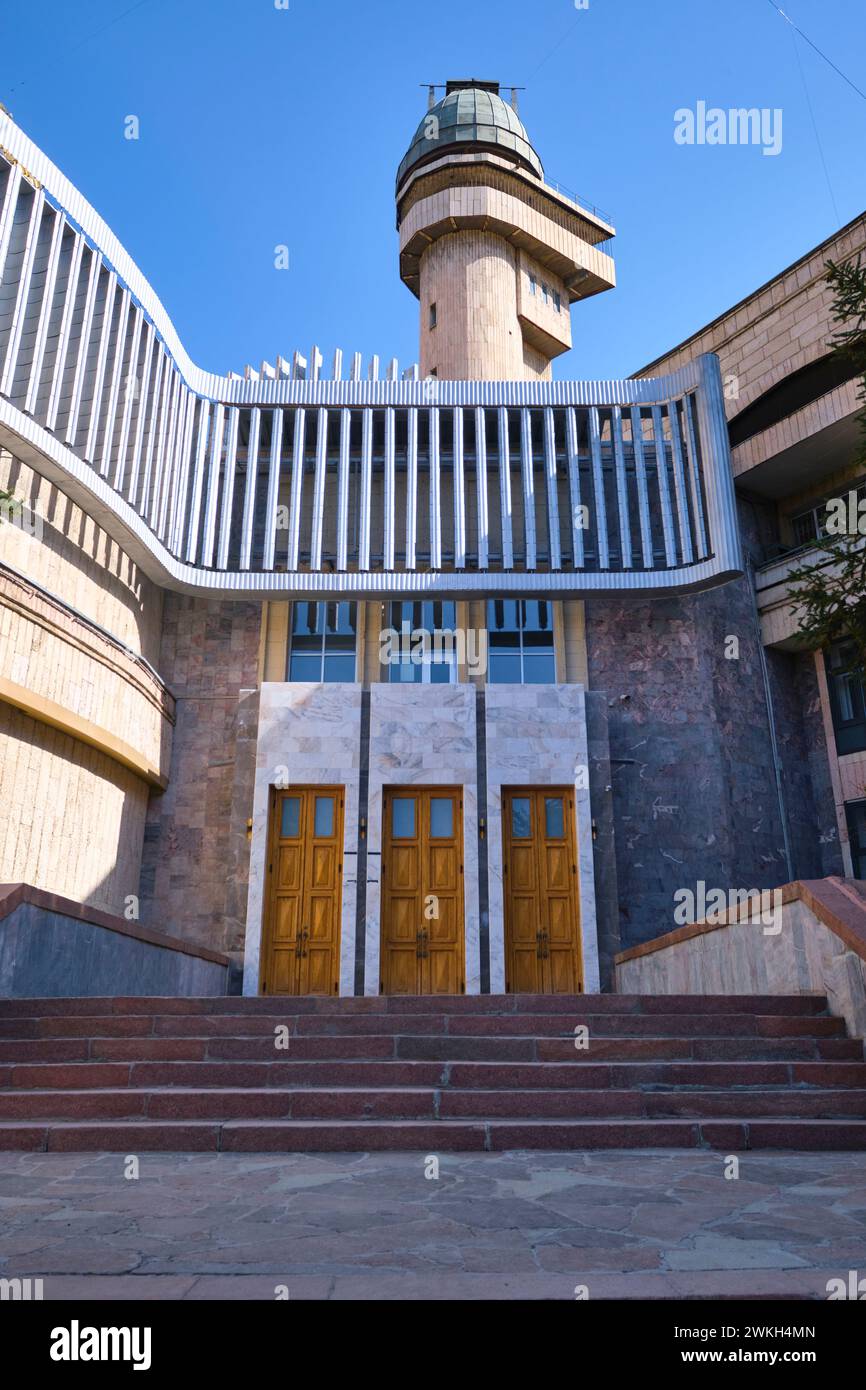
xmin=585 ymin=494 xmax=843 ymax=952
xmin=139 ymin=595 xmax=262 ymax=962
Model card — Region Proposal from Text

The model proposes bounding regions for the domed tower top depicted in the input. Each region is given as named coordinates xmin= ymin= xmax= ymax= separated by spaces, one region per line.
xmin=396 ymin=79 xmax=616 ymax=381
xmin=397 ymin=79 xmax=543 ymax=188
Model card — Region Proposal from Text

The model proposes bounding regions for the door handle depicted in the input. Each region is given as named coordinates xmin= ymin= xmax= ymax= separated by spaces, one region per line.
xmin=300 ymin=927 xmax=309 ymax=959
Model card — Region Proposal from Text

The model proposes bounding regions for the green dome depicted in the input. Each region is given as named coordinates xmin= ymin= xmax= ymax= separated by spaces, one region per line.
xmin=397 ymin=82 xmax=544 ymax=188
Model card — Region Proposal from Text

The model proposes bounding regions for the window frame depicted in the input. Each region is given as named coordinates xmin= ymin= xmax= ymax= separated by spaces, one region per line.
xmin=385 ymin=600 xmax=459 ymax=686
xmin=826 ymin=641 xmax=866 ymax=756
xmin=287 ymin=601 xmax=358 ymax=683
xmin=486 ymin=598 xmax=557 ymax=686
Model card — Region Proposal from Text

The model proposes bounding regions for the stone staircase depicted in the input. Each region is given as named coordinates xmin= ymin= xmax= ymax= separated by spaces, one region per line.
xmin=0 ymin=993 xmax=864 ymax=1152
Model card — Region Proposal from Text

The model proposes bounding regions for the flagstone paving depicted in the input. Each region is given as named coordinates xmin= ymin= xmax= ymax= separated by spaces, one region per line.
xmin=1 ymin=1149 xmax=865 ymax=1299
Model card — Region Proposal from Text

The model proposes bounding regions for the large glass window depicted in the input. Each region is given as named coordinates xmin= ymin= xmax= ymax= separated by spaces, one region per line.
xmin=826 ymin=641 xmax=866 ymax=755
xmin=487 ymin=600 xmax=556 ymax=684
xmin=385 ymin=601 xmax=457 ymax=684
xmin=288 ymin=602 xmax=357 ymax=682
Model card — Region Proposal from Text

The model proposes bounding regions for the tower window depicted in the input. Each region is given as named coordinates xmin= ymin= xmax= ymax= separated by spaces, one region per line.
xmin=542 ymin=283 xmax=550 ymax=305
xmin=529 ymin=274 xmax=537 ymax=296
xmin=487 ymin=599 xmax=556 ymax=684
xmin=288 ymin=602 xmax=357 ymax=682
xmin=554 ymin=289 xmax=562 ymax=313
xmin=429 ymin=302 xmax=437 ymax=328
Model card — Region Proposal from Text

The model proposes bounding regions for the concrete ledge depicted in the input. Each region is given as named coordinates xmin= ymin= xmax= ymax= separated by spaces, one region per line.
xmin=0 ymin=677 xmax=169 ymax=790
xmin=615 ymin=878 xmax=866 ymax=967
xmin=0 ymin=883 xmax=229 ymax=998
xmin=614 ymin=877 xmax=866 ymax=1050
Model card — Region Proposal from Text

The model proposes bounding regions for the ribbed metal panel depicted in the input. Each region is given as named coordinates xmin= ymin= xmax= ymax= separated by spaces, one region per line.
xmin=45 ymin=228 xmax=85 ymax=431
xmin=98 ymin=286 xmax=131 ymax=477
xmin=497 ymin=406 xmax=513 ymax=570
xmin=630 ymin=406 xmax=654 ymax=569
xmin=359 ymin=407 xmax=372 ymax=571
xmin=588 ymin=406 xmax=610 ymax=569
xmin=0 ymin=188 xmax=44 ymax=398
xmin=138 ymin=346 xmax=165 ymax=519
xmin=520 ymin=407 xmax=537 ymax=571
xmin=565 ymin=407 xmax=584 ymax=568
xmin=429 ymin=405 xmax=442 ymax=569
xmin=287 ymin=406 xmax=306 ymax=570
xmin=82 ymin=272 xmax=117 ymax=464
xmin=667 ymin=398 xmax=693 ymax=565
xmin=475 ymin=405 xmax=489 ymax=570
xmin=113 ymin=304 xmax=144 ymax=490
xmin=24 ymin=208 xmax=65 ymax=416
xmin=156 ymin=370 xmax=182 ymax=540
xmin=64 ymin=250 xmax=100 ymax=445
xmin=404 ymin=406 xmax=418 ymax=571
xmin=262 ymin=407 xmax=283 ymax=572
xmin=201 ymin=400 xmax=225 ymax=568
xmin=543 ymin=407 xmax=561 ymax=571
xmin=239 ymin=406 xmax=261 ymax=569
xmin=186 ymin=398 xmax=211 ymax=564
xmin=611 ymin=406 xmax=632 ymax=569
xmin=171 ymin=389 xmax=196 ymax=556
xmin=336 ymin=407 xmax=350 ymax=571
xmin=0 ymin=163 xmax=23 ymax=285
xmin=216 ymin=406 xmax=240 ymax=569
xmin=682 ymin=393 xmax=709 ymax=560
xmin=453 ymin=406 xmax=466 ymax=570
xmin=651 ymin=404 xmax=677 ymax=567
xmin=127 ymin=320 xmax=155 ymax=505
xmin=310 ymin=407 xmax=328 ymax=571
xmin=383 ymin=406 xmax=396 ymax=571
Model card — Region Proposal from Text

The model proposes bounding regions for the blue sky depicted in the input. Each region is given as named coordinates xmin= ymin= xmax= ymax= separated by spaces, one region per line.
xmin=4 ymin=0 xmax=865 ymax=380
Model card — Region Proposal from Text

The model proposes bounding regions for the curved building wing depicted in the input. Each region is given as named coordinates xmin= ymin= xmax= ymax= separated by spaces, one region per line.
xmin=0 ymin=112 xmax=741 ymax=599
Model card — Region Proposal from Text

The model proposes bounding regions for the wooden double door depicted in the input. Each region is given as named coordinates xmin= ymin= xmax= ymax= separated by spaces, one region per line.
xmin=502 ymin=787 xmax=583 ymax=994
xmin=260 ymin=786 xmax=344 ymax=996
xmin=380 ymin=786 xmax=465 ymax=994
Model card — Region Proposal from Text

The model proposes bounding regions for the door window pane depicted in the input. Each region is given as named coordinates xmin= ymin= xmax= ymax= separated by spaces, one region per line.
xmin=544 ymin=797 xmax=565 ymax=838
xmin=314 ymin=796 xmax=335 ymax=837
xmin=280 ymin=796 xmax=301 ymax=838
xmin=392 ymin=798 xmax=416 ymax=838
xmin=430 ymin=798 xmax=453 ymax=838
xmin=511 ymin=798 xmax=531 ymax=838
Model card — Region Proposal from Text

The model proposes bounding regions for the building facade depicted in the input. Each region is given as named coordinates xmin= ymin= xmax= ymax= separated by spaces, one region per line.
xmin=0 ymin=82 xmax=858 ymax=997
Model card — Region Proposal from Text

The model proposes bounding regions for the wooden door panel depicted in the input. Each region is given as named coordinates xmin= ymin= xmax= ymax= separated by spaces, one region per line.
xmin=504 ymin=787 xmax=582 ymax=995
xmin=277 ymin=844 xmax=303 ymax=892
xmin=261 ymin=787 xmax=343 ymax=996
xmin=381 ymin=788 xmax=464 ymax=995
xmin=387 ymin=947 xmax=419 ymax=995
xmin=425 ymin=945 xmax=460 ymax=995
